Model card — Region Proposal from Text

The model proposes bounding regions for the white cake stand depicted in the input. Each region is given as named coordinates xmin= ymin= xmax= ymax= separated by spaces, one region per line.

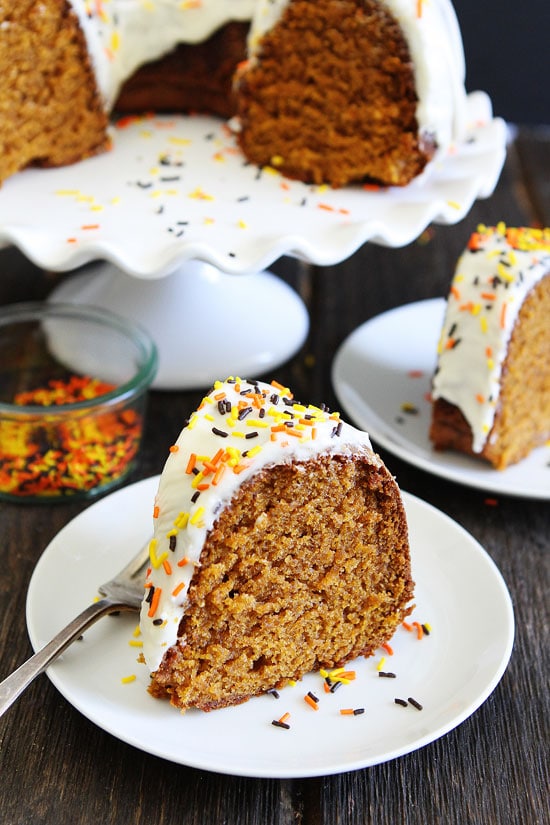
xmin=0 ymin=92 xmax=506 ymax=389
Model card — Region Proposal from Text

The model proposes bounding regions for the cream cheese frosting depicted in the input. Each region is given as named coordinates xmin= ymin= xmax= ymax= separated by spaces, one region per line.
xmin=70 ymin=0 xmax=467 ymax=154
xmin=139 ymin=377 xmax=374 ymax=672
xmin=432 ymin=224 xmax=550 ymax=452
xmin=70 ymin=0 xmax=256 ymax=109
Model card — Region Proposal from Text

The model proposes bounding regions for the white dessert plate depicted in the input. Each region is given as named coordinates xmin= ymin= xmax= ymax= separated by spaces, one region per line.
xmin=26 ymin=475 xmax=514 ymax=778
xmin=1 ymin=93 xmax=505 ymax=277
xmin=332 ymin=298 xmax=550 ymax=500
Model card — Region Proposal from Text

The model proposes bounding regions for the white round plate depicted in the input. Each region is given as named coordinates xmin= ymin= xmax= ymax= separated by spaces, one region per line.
xmin=26 ymin=475 xmax=514 ymax=778
xmin=1 ymin=93 xmax=505 ymax=277
xmin=332 ymin=298 xmax=550 ymax=499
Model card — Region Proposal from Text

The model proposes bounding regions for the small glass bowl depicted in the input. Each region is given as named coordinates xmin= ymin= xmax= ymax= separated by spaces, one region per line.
xmin=0 ymin=301 xmax=157 ymax=503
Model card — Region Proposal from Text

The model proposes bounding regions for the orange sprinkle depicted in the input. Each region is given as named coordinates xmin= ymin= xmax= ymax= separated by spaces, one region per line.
xmin=233 ymin=462 xmax=250 ymax=474
xmin=323 ymin=682 xmax=331 ymax=693
xmin=480 ymin=292 xmax=496 ymax=301
xmin=185 ymin=453 xmax=197 ymax=474
xmin=402 ymin=621 xmax=413 ymax=631
xmin=500 ymin=302 xmax=507 ymax=329
xmin=81 ymin=223 xmax=100 ymax=230
xmin=212 ymin=464 xmax=226 ymax=485
xmin=476 ymin=393 xmax=485 ymax=404
xmin=450 ymin=286 xmax=461 ymax=300
xmin=408 ymin=369 xmax=424 ymax=378
xmin=416 ymin=0 xmax=424 ymax=17
xmin=340 ymin=708 xmax=355 ymax=716
xmin=169 ymin=444 xmax=179 ymax=453
xmin=318 ymin=203 xmax=335 ymax=212
xmin=66 ymin=237 xmax=77 ymax=244
xmin=147 ymin=587 xmax=162 ymax=618
xmin=177 ymin=556 xmax=189 ymax=567
xmin=172 ymin=581 xmax=185 ymax=597
xmin=271 ymin=380 xmax=291 ymax=397
xmin=304 ymin=694 xmax=319 ymax=711
xmin=162 ymin=559 xmax=172 ymax=576
xmin=445 ymin=338 xmax=457 ymax=349
xmin=382 ymin=643 xmax=394 ymax=656
xmin=211 ymin=448 xmax=225 ymax=465
xmin=153 ymin=505 xmax=160 ymax=519
xmin=485 ymin=346 xmax=493 ymax=358
xmin=197 ymin=482 xmax=210 ymax=491
xmin=278 ymin=712 xmax=291 ymax=724
xmin=412 ymin=621 xmax=424 ymax=640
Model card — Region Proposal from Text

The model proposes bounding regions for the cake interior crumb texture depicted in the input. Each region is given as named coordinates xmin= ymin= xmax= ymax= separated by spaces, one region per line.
xmin=431 ymin=273 xmax=550 ymax=470
xmin=150 ymin=454 xmax=413 ymax=711
xmin=236 ymin=0 xmax=433 ymax=187
xmin=0 ymin=1 xmax=109 ymax=183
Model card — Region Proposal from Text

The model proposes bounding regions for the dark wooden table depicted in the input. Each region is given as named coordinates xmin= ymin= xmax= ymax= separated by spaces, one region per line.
xmin=0 ymin=126 xmax=548 ymax=825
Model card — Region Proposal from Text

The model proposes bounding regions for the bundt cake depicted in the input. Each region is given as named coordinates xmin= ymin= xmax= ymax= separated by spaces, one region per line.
xmin=140 ymin=377 xmax=413 ymax=712
xmin=0 ymin=0 xmax=467 ymax=187
xmin=430 ymin=224 xmax=550 ymax=470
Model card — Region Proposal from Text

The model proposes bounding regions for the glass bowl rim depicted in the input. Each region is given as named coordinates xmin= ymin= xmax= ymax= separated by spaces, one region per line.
xmin=0 ymin=300 xmax=158 ymax=416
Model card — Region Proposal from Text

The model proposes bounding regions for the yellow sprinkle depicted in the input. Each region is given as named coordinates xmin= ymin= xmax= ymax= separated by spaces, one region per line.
xmin=149 ymin=538 xmax=168 ymax=569
xmin=204 ymin=413 xmax=215 ymax=422
xmin=128 ymin=640 xmax=143 ymax=648
xmin=245 ymin=445 xmax=262 ymax=458
xmin=447 ymin=200 xmax=461 ymax=210
xmin=121 ymin=674 xmax=136 ymax=684
xmin=237 ymin=219 xmax=248 ymax=229
xmin=132 ymin=625 xmax=141 ymax=637
xmin=173 ymin=512 xmax=189 ymax=529
xmin=377 ymin=657 xmax=386 ymax=671
xmin=480 ymin=316 xmax=488 ymax=334
xmin=190 ymin=506 xmax=205 ymax=526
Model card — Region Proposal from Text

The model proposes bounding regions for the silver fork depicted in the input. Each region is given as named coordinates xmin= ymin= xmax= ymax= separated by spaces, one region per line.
xmin=0 ymin=541 xmax=150 ymax=718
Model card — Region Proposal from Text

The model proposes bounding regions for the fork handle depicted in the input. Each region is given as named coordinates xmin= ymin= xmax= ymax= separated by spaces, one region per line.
xmin=0 ymin=599 xmax=137 ymax=718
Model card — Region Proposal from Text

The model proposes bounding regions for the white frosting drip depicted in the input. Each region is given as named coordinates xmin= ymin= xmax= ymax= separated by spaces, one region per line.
xmin=432 ymin=226 xmax=550 ymax=452
xmin=140 ymin=378 xmax=373 ymax=671
xmin=70 ymin=0 xmax=467 ymax=154
xmin=246 ymin=0 xmax=468 ymax=154
xmin=70 ymin=0 xmax=256 ymax=109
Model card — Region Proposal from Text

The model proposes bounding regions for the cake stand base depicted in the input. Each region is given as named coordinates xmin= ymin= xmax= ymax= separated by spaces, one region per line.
xmin=48 ymin=261 xmax=309 ymax=390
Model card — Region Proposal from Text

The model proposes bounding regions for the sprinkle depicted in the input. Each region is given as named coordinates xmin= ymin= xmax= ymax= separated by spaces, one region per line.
xmin=412 ymin=621 xmax=424 ymax=640
xmin=185 ymin=453 xmax=197 ymax=474
xmin=394 ymin=698 xmax=408 ymax=707
xmin=408 ymin=697 xmax=423 ymax=710
xmin=212 ymin=427 xmax=229 ymax=438
xmin=147 ymin=587 xmax=162 ymax=618
xmin=271 ymin=719 xmax=290 ymax=730
xmin=172 ymin=582 xmax=185 ymax=597
xmin=378 ymin=672 xmax=397 ymax=679
xmin=190 ymin=506 xmax=205 ymax=526
xmin=267 ymin=689 xmax=280 ymax=699
xmin=381 ymin=643 xmax=394 ymax=656
xmin=121 ymin=674 xmax=137 ymax=684
xmin=304 ymin=693 xmax=319 ymax=711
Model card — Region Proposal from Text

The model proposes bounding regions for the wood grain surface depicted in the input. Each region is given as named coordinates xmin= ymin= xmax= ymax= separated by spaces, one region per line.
xmin=0 ymin=127 xmax=548 ymax=825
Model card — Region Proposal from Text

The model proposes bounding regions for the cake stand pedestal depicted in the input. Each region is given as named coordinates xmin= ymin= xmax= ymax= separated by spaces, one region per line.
xmin=49 ymin=261 xmax=309 ymax=389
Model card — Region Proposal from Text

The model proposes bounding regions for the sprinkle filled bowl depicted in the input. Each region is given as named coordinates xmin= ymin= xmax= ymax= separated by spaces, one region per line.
xmin=0 ymin=301 xmax=157 ymax=502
